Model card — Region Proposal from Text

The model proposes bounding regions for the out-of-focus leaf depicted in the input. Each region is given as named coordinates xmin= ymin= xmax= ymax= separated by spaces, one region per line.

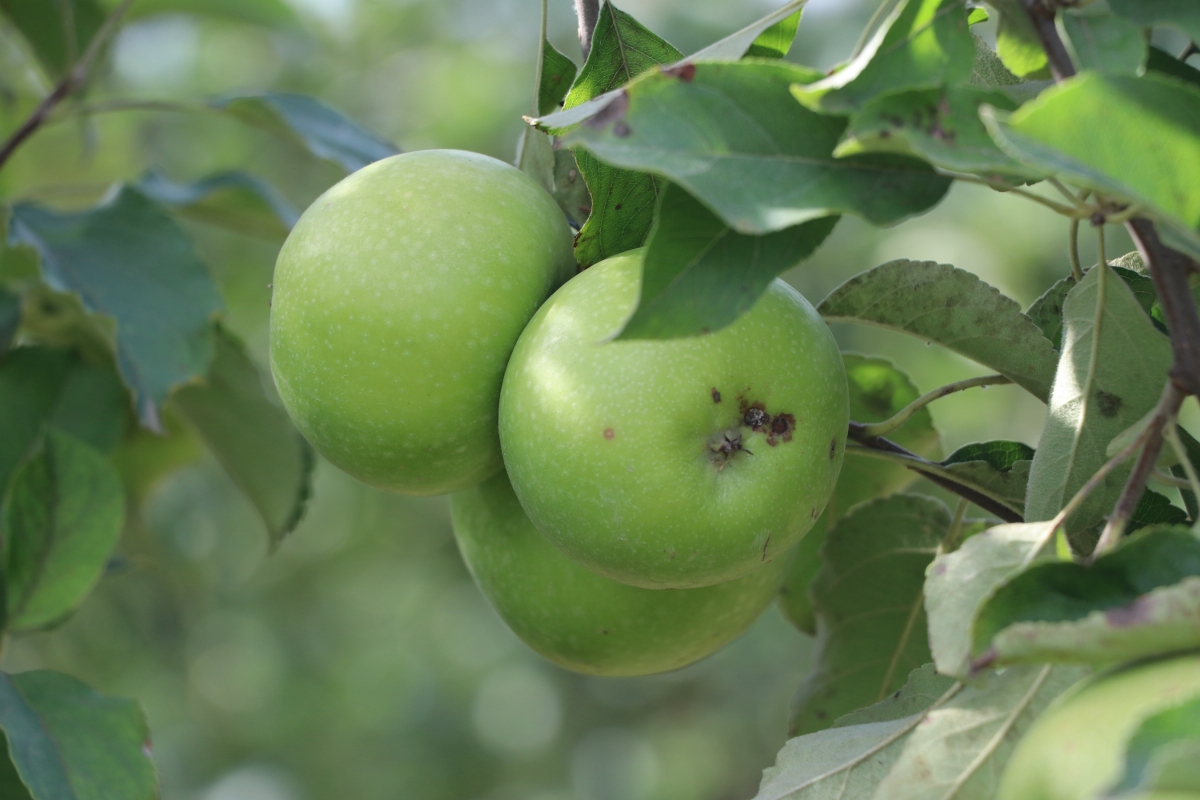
xmin=1110 ymin=694 xmax=1200 ymax=796
xmin=0 ymin=287 xmax=18 ymax=356
xmin=538 ymin=40 xmax=577 ymax=116
xmin=939 ymin=441 xmax=1033 ymax=513
xmin=174 ymin=326 xmax=313 ymax=549
xmin=121 ymin=0 xmax=299 ymax=27
xmin=688 ymin=0 xmax=806 ymax=62
xmin=135 ymin=169 xmax=299 ymax=240
xmin=1060 ymin=10 xmax=1146 ymax=77
xmin=780 ymin=354 xmax=941 ymax=634
xmin=564 ymin=61 xmax=950 ymax=235
xmin=757 ymin=665 xmax=958 ymax=800
xmin=871 ymin=664 xmax=1089 ymax=800
xmin=744 ymin=8 xmax=801 ymax=59
xmin=0 ymin=0 xmax=105 ymax=78
xmin=819 ymin=260 xmax=1059 ymax=401
xmin=2 ymin=430 xmax=124 ymax=632
xmin=8 ymin=186 xmax=223 ymax=428
xmin=984 ymin=73 xmax=1200 ymax=258
xmin=791 ymin=0 xmax=975 ymax=115
xmin=988 ymin=0 xmax=1049 ymax=78
xmin=1108 ymin=0 xmax=1200 ymax=43
xmin=110 ymin=406 xmax=203 ymax=506
xmin=837 ymin=86 xmax=1036 ymax=181
xmin=925 ymin=520 xmax=1057 ymax=678
xmin=0 ymin=670 xmax=156 ymax=800
xmin=1147 ymin=45 xmax=1200 ymax=91
xmin=969 ymin=33 xmax=1025 ymax=93
xmin=615 ymin=184 xmax=837 ymax=339
xmin=1024 ymin=265 xmax=1173 ymax=545
xmin=560 ymin=2 xmax=681 ymax=267
xmin=972 ymin=527 xmax=1200 ymax=669
xmin=967 ymin=7 xmax=988 ymax=26
xmin=789 ymin=495 xmax=951 ymax=736
xmin=213 ymin=93 xmax=398 ymax=173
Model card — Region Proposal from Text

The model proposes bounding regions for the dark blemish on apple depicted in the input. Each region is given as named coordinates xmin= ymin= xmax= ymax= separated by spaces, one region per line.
xmin=743 ymin=404 xmax=768 ymax=430
xmin=603 ymin=428 xmax=615 ymax=440
xmin=710 ymin=430 xmax=750 ymax=470
xmin=765 ymin=413 xmax=795 ymax=446
xmin=829 ymin=438 xmax=838 ymax=459
xmin=811 ymin=507 xmax=818 ymax=520
xmin=601 ymin=629 xmax=609 ymax=635
xmin=711 ymin=388 xmax=721 ymax=403
xmin=761 ymin=533 xmax=771 ymax=561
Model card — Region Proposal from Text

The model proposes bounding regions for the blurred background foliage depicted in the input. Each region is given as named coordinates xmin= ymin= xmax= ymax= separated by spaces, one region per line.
xmin=0 ymin=1 xmax=1192 ymax=799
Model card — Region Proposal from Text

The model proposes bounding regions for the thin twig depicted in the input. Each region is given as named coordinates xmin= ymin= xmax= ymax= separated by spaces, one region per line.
xmin=1165 ymin=420 xmax=1200 ymax=510
xmin=942 ymin=172 xmax=1090 ymax=217
xmin=1094 ymin=383 xmax=1185 ymax=558
xmin=1017 ymin=0 xmax=1076 ymax=80
xmin=1128 ymin=219 xmax=1200 ymax=398
xmin=858 ymin=374 xmax=1011 ymax=439
xmin=1150 ymin=470 xmax=1191 ymax=491
xmin=574 ymin=0 xmax=600 ymax=61
xmin=0 ymin=0 xmax=135 ymax=171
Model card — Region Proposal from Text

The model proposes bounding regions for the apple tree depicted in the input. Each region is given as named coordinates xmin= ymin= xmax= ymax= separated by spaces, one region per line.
xmin=1 ymin=0 xmax=1200 ymax=798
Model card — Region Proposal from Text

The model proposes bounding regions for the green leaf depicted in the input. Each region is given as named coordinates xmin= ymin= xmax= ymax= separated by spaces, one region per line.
xmin=925 ymin=520 xmax=1058 ymax=678
xmin=0 ymin=670 xmax=156 ymax=800
xmin=819 ymin=259 xmax=1059 ymax=401
xmin=0 ymin=347 xmax=129 ymax=494
xmin=615 ymin=184 xmax=837 ymax=339
xmin=983 ymin=73 xmax=1200 ymax=258
xmin=757 ymin=665 xmax=957 ymax=800
xmin=1110 ymin=694 xmax=1200 ymax=796
xmin=212 ymin=93 xmax=398 ymax=173
xmin=1108 ymin=0 xmax=1200 ymax=43
xmin=967 ymin=7 xmax=988 ymax=26
xmin=836 ymin=86 xmax=1037 ymax=180
xmin=123 ymin=0 xmax=299 ymax=28
xmin=1060 ymin=10 xmax=1147 ymax=77
xmin=744 ymin=9 xmax=801 ymax=60
xmin=870 ymin=664 xmax=1089 ymax=800
xmin=173 ymin=326 xmax=314 ymax=549
xmin=971 ymin=527 xmax=1200 ymax=669
xmin=1147 ymin=45 xmax=1200 ymax=91
xmin=515 ymin=125 xmax=557 ymax=198
xmin=0 ymin=288 xmax=18 ymax=357
xmin=968 ymin=33 xmax=1025 ymax=93
xmin=1023 ymin=265 xmax=1173 ymax=544
xmin=1129 ymin=489 xmax=1189 ymax=531
xmin=135 ymin=170 xmax=299 ymax=241
xmin=0 ymin=0 xmax=105 ymax=78
xmin=791 ymin=0 xmax=975 ymax=115
xmin=2 ymin=429 xmax=124 ymax=632
xmin=538 ymin=40 xmax=577 ymax=116
xmin=560 ymin=2 xmax=682 ymax=267
xmin=1025 ymin=276 xmax=1073 ymax=350
xmin=989 ymin=0 xmax=1050 ymax=78
xmin=8 ymin=186 xmax=223 ymax=428
xmin=780 ymin=354 xmax=941 ymax=634
xmin=551 ymin=149 xmax=591 ymax=227
xmin=789 ymin=495 xmax=950 ymax=736
xmin=940 ymin=441 xmax=1034 ymax=513
xmin=564 ymin=61 xmax=950 ymax=235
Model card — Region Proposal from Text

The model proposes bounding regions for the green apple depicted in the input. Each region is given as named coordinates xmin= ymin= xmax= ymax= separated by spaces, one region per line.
xmin=270 ymin=150 xmax=575 ymax=495
xmin=997 ymin=651 xmax=1200 ymax=800
xmin=451 ymin=470 xmax=789 ymax=676
xmin=498 ymin=249 xmax=848 ymax=589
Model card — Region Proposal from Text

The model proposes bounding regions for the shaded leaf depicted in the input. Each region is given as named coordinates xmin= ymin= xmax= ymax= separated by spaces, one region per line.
xmin=1060 ymin=10 xmax=1147 ymax=77
xmin=8 ymin=186 xmax=223 ymax=428
xmin=972 ymin=527 xmax=1200 ymax=669
xmin=940 ymin=441 xmax=1034 ymax=512
xmin=515 ymin=126 xmax=557 ymax=197
xmin=872 ymin=664 xmax=1089 ymax=800
xmin=0 ymin=287 xmax=19 ymax=357
xmin=616 ymin=184 xmax=837 ymax=339
xmin=789 ymin=495 xmax=950 ymax=736
xmin=2 ymin=430 xmax=124 ymax=632
xmin=123 ymin=0 xmax=299 ymax=27
xmin=984 ymin=73 xmax=1200 ymax=258
xmin=0 ymin=0 xmax=105 ymax=78
xmin=1025 ymin=276 xmax=1073 ymax=350
xmin=791 ymin=0 xmax=975 ymax=115
xmin=561 ymin=2 xmax=682 ymax=267
xmin=538 ymin=40 xmax=577 ymax=116
xmin=0 ymin=670 xmax=156 ymax=800
xmin=1129 ymin=489 xmax=1188 ymax=531
xmin=1146 ymin=45 xmax=1200 ymax=91
xmin=988 ymin=0 xmax=1049 ymax=78
xmin=925 ymin=521 xmax=1057 ymax=678
xmin=837 ymin=86 xmax=1036 ymax=180
xmin=1024 ymin=265 xmax=1173 ymax=544
xmin=213 ymin=92 xmax=398 ymax=173
xmin=565 ymin=61 xmax=950 ymax=235
xmin=174 ymin=326 xmax=313 ymax=549
xmin=135 ymin=169 xmax=299 ymax=240
xmin=1108 ymin=0 xmax=1200 ymax=44
xmin=780 ymin=355 xmax=941 ymax=634
xmin=551 ymin=149 xmax=591 ymax=227
xmin=757 ymin=665 xmax=958 ymax=800
xmin=1110 ymin=694 xmax=1200 ymax=796
xmin=819 ymin=260 xmax=1059 ymax=401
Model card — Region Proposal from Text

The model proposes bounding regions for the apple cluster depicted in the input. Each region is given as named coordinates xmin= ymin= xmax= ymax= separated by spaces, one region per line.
xmin=269 ymin=150 xmax=849 ymax=676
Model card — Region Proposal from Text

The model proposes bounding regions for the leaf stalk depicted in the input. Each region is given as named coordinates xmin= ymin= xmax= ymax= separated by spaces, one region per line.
xmin=857 ymin=374 xmax=1011 ymax=439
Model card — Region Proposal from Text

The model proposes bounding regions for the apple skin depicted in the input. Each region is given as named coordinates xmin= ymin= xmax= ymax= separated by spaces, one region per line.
xmin=498 ymin=249 xmax=848 ymax=589
xmin=270 ymin=150 xmax=575 ymax=495
xmin=997 ymin=651 xmax=1200 ymax=800
xmin=451 ymin=470 xmax=790 ymax=676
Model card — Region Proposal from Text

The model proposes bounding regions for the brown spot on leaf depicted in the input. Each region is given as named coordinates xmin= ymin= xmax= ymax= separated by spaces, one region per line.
xmin=1106 ymin=596 xmax=1154 ymax=627
xmin=1096 ymin=390 xmax=1123 ymax=418
xmin=663 ymin=62 xmax=696 ymax=82
xmin=584 ymin=91 xmax=629 ymax=130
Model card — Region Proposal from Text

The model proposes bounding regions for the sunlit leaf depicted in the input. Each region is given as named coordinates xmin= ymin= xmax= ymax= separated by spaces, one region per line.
xmin=819 ymin=260 xmax=1059 ymax=401
xmin=538 ymin=40 xmax=577 ymax=116
xmin=987 ymin=0 xmax=1049 ymax=78
xmin=0 ymin=670 xmax=156 ymax=800
xmin=615 ymin=184 xmax=837 ymax=339
xmin=2 ymin=429 xmax=124 ymax=632
xmin=744 ymin=8 xmax=801 ymax=60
